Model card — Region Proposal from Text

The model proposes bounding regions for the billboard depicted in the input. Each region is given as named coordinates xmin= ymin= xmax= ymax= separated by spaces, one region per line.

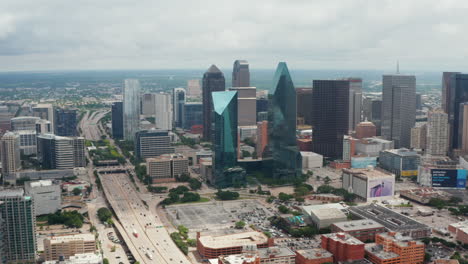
xmin=431 ymin=169 xmax=467 ymax=188
xmin=351 ymin=157 xmax=377 ymax=169
xmin=368 ymin=178 xmax=394 ymax=198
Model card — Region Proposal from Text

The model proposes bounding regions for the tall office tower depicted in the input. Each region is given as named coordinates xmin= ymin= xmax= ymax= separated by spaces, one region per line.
xmin=123 ymin=79 xmax=141 ymax=141
xmin=135 ymin=130 xmax=175 ymax=159
xmin=17 ymin=130 xmax=37 ymax=155
xmin=187 ymin=79 xmax=201 ymax=97
xmin=173 ymin=88 xmax=186 ymax=128
xmin=411 ymin=124 xmax=427 ymax=150
xmin=111 ymin=101 xmax=124 ymax=139
xmin=32 ymin=104 xmax=55 ymax=130
xmin=10 ymin=116 xmax=40 ymax=131
xmin=266 ymin=62 xmax=302 ymax=178
xmin=54 ymin=108 xmax=77 ymax=136
xmin=182 ymin=102 xmax=203 ymax=130
xmin=362 ymin=97 xmax=373 ymax=121
xmin=296 ymin=87 xmax=313 ymax=126
xmin=427 ymin=109 xmax=449 ymax=156
xmin=416 ymin=93 xmax=422 ymax=110
xmin=311 ymin=80 xmax=350 ymax=159
xmin=202 ymin=65 xmax=225 ymax=141
xmin=212 ymin=91 xmax=243 ymax=187
xmin=348 ymin=78 xmax=363 ymax=132
xmin=141 ymin=93 xmax=156 ymax=116
xmin=460 ymin=103 xmax=468 ymax=153
xmin=381 ymin=74 xmax=416 ymax=148
xmin=154 ymin=92 xmax=173 ymax=131
xmin=0 ymin=189 xmax=36 ymax=263
xmin=0 ymin=105 xmax=12 ymax=132
xmin=35 ymin=119 xmax=52 ymax=134
xmin=37 ymin=134 xmax=85 ymax=169
xmin=229 ymin=87 xmax=256 ymax=126
xmin=0 ymin=132 xmax=21 ymax=183
xmin=371 ymin=99 xmax=382 ymax=135
xmin=442 ymin=72 xmax=460 ymax=114
xmin=256 ymin=121 xmax=268 ymax=158
xmin=232 ymin=60 xmax=250 ymax=87
xmin=447 ymin=73 xmax=468 ymax=151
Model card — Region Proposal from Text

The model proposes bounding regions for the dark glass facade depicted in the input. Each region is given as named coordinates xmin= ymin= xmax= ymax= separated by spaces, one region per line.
xmin=311 ymin=80 xmax=350 ymax=159
xmin=112 ymin=102 xmax=123 ymax=140
xmin=182 ymin=103 xmax=203 ymax=130
xmin=296 ymin=87 xmax=313 ymax=125
xmin=448 ymin=73 xmax=468 ymax=150
xmin=265 ymin=62 xmax=302 ymax=179
xmin=54 ymin=108 xmax=77 ymax=136
xmin=202 ymin=65 xmax=225 ymax=141
xmin=212 ymin=91 xmax=244 ymax=187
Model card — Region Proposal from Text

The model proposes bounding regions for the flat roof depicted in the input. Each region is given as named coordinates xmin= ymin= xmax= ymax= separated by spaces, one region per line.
xmin=302 ymin=203 xmax=346 ymax=213
xmin=47 ymin=233 xmax=95 ymax=244
xmin=311 ymin=208 xmax=347 ymax=220
xmin=0 ymin=188 xmax=25 ymax=197
xmin=349 ymin=204 xmax=430 ymax=232
xmin=219 ymin=254 xmax=258 ymax=264
xmin=198 ymin=231 xmax=268 ymax=249
xmin=342 ymin=168 xmax=394 ymax=180
xmin=365 ymin=244 xmax=399 ymax=260
xmin=27 ymin=180 xmax=53 ymax=188
xmin=333 ymin=219 xmax=384 ymax=231
xmin=257 ymin=247 xmax=295 ymax=259
xmin=322 ymin=232 xmax=364 ymax=245
xmin=296 ymin=248 xmax=332 ymax=260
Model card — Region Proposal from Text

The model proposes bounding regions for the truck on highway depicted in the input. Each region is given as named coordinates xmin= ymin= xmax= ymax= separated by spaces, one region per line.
xmin=132 ymin=229 xmax=138 ymax=238
xmin=146 ymin=252 xmax=153 ymax=260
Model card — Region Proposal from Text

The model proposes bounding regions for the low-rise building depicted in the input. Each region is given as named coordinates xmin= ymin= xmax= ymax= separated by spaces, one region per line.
xmin=379 ymin=149 xmax=420 ymax=177
xmin=295 ymin=248 xmax=333 ymax=264
xmin=448 ymin=221 xmax=468 ymax=244
xmin=365 ymin=232 xmax=425 ymax=264
xmin=399 ymin=188 xmax=450 ymax=205
xmin=44 ymin=233 xmax=96 ymax=261
xmin=43 ymin=253 xmax=103 ymax=264
xmin=146 ymin=154 xmax=189 ymax=183
xmin=301 ymin=152 xmax=323 ymax=169
xmin=302 ymin=204 xmax=348 ymax=229
xmin=197 ymin=231 xmax=272 ymax=259
xmin=321 ymin=233 xmax=365 ymax=263
xmin=417 ymin=156 xmax=466 ymax=188
xmin=257 ymin=247 xmax=295 ymax=264
xmin=342 ymin=167 xmax=395 ymax=201
xmin=331 ymin=219 xmax=386 ymax=242
xmin=24 ymin=180 xmax=61 ymax=216
xmin=355 ymin=137 xmax=394 ymax=157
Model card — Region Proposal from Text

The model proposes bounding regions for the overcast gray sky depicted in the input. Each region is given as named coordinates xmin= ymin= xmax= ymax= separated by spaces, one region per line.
xmin=1 ymin=0 xmax=467 ymax=71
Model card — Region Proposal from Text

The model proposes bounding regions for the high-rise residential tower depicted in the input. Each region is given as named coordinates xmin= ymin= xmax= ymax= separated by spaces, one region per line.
xmin=265 ymin=62 xmax=302 ymax=178
xmin=202 ymin=65 xmax=225 ymax=141
xmin=154 ymin=92 xmax=173 ymax=131
xmin=54 ymin=108 xmax=78 ymax=136
xmin=0 ymin=132 xmax=21 ymax=184
xmin=232 ymin=60 xmax=250 ymax=87
xmin=173 ymin=88 xmax=186 ymax=128
xmin=311 ymin=80 xmax=350 ymax=159
xmin=381 ymin=74 xmax=416 ymax=148
xmin=212 ymin=91 xmax=243 ymax=187
xmin=123 ymin=79 xmax=141 ymax=141
xmin=348 ymin=78 xmax=363 ymax=132
xmin=427 ymin=109 xmax=449 ymax=156
xmin=111 ymin=101 xmax=123 ymax=139
xmin=0 ymin=189 xmax=36 ymax=263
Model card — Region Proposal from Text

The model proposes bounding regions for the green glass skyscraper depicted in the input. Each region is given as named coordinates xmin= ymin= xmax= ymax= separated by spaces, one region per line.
xmin=265 ymin=62 xmax=302 ymax=178
xmin=212 ymin=91 xmax=245 ymax=187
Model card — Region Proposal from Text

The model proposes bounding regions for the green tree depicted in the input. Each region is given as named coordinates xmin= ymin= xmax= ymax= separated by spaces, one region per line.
xmin=181 ymin=192 xmax=201 ymax=203
xmin=97 ymin=207 xmax=112 ymax=222
xmin=235 ymin=221 xmax=246 ymax=229
xmin=72 ymin=188 xmax=82 ymax=196
xmin=278 ymin=192 xmax=293 ymax=201
xmin=103 ymin=258 xmax=109 ymax=264
xmin=215 ymin=190 xmax=240 ymax=200
xmin=278 ymin=205 xmax=290 ymax=214
xmin=188 ymin=178 xmax=202 ymax=190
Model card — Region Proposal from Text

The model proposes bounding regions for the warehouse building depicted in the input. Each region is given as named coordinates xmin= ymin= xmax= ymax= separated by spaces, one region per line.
xmin=302 ymin=203 xmax=348 ymax=229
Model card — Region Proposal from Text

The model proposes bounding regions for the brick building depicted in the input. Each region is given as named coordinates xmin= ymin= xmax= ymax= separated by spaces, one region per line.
xmin=295 ymin=248 xmax=333 ymax=264
xmin=365 ymin=232 xmax=425 ymax=264
xmin=355 ymin=121 xmax=377 ymax=139
xmin=448 ymin=221 xmax=468 ymax=244
xmin=331 ymin=220 xmax=386 ymax=242
xmin=321 ymin=233 xmax=365 ymax=263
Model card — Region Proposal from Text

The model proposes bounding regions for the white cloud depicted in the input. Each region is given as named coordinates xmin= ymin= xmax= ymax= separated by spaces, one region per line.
xmin=0 ymin=0 xmax=467 ymax=71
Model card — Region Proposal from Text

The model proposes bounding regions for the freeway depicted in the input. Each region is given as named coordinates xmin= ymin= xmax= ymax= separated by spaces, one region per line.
xmin=80 ymin=110 xmax=109 ymax=141
xmin=100 ymin=171 xmax=191 ymax=264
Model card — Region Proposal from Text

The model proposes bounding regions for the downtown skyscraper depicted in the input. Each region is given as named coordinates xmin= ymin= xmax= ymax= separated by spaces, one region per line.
xmin=348 ymin=78 xmax=363 ymax=132
xmin=154 ymin=92 xmax=173 ymax=131
xmin=311 ymin=80 xmax=350 ymax=159
xmin=232 ymin=60 xmax=250 ymax=87
xmin=202 ymin=65 xmax=225 ymax=141
xmin=381 ymin=74 xmax=416 ymax=148
xmin=426 ymin=109 xmax=449 ymax=156
xmin=111 ymin=101 xmax=123 ymax=139
xmin=54 ymin=108 xmax=78 ymax=136
xmin=444 ymin=73 xmax=468 ymax=151
xmin=123 ymin=79 xmax=141 ymax=141
xmin=173 ymin=88 xmax=186 ymax=128
xmin=265 ymin=62 xmax=301 ymax=179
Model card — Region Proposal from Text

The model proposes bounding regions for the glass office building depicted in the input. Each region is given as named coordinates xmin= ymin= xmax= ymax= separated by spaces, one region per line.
xmin=265 ymin=62 xmax=302 ymax=179
xmin=111 ymin=101 xmax=123 ymax=139
xmin=123 ymin=79 xmax=141 ymax=141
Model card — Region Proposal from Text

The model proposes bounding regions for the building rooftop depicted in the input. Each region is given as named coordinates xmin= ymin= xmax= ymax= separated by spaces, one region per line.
xmin=342 ymin=167 xmax=395 ymax=180
xmin=333 ymin=219 xmax=384 ymax=231
xmin=198 ymin=231 xmax=268 ymax=249
xmin=322 ymin=232 xmax=364 ymax=245
xmin=382 ymin=148 xmax=419 ymax=157
xmin=47 ymin=233 xmax=95 ymax=244
xmin=365 ymin=244 xmax=399 ymax=260
xmin=296 ymin=248 xmax=332 ymax=260
xmin=0 ymin=188 xmax=25 ymax=198
xmin=302 ymin=203 xmax=347 ymax=216
xmin=349 ymin=204 xmax=430 ymax=232
xmin=26 ymin=180 xmax=54 ymax=188
xmin=219 ymin=253 xmax=258 ymax=264
xmin=359 ymin=137 xmax=393 ymax=145
xmin=257 ymin=247 xmax=295 ymax=259
xmin=311 ymin=208 xmax=347 ymax=220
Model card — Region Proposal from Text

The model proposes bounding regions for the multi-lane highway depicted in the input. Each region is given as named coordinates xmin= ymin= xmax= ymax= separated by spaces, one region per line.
xmin=80 ymin=110 xmax=108 ymax=141
xmin=100 ymin=172 xmax=191 ymax=264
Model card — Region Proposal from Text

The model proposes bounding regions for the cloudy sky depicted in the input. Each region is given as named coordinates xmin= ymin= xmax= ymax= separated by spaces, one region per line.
xmin=1 ymin=0 xmax=467 ymax=71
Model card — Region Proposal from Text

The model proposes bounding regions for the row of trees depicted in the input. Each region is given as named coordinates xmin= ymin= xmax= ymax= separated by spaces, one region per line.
xmin=47 ymin=211 xmax=84 ymax=228
xmin=161 ymin=186 xmax=201 ymax=205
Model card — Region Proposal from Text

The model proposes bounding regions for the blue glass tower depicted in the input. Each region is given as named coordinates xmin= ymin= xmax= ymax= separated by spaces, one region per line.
xmin=212 ymin=91 xmax=245 ymax=187
xmin=265 ymin=62 xmax=302 ymax=178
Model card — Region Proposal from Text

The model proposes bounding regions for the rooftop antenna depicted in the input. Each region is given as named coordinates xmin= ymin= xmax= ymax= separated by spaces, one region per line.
xmin=396 ymin=60 xmax=400 ymax=74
